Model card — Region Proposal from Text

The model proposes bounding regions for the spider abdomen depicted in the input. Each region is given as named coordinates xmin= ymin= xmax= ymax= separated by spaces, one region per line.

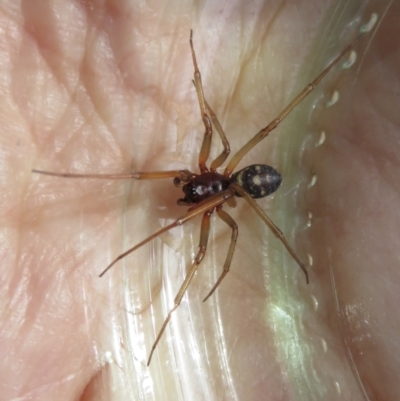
xmin=230 ymin=164 xmax=281 ymax=199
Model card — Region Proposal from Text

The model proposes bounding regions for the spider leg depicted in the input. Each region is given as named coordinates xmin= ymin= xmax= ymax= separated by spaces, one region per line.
xmin=147 ymin=209 xmax=212 ymax=366
xmin=98 ymin=190 xmax=235 ymax=277
xmin=231 ymin=183 xmax=309 ymax=284
xmin=203 ymin=207 xmax=238 ymax=302
xmin=31 ymin=169 xmax=193 ymax=181
xmin=190 ymin=30 xmax=213 ymax=173
xmin=224 ymin=32 xmax=365 ymax=177
xmin=189 ymin=81 xmax=231 ymax=172
xmin=205 ymin=100 xmax=231 ymax=171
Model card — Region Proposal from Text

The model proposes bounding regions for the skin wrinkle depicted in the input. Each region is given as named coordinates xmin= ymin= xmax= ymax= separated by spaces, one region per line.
xmin=81 ymin=45 xmax=118 ymax=149
xmin=18 ymin=26 xmax=85 ymax=154
xmin=69 ymin=37 xmax=100 ymax=146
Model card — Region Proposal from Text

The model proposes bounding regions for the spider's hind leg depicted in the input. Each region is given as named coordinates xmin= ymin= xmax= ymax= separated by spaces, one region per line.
xmin=231 ymin=183 xmax=309 ymax=284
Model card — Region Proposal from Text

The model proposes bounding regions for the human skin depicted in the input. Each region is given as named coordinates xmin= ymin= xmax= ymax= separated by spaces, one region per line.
xmin=2 ymin=0 xmax=399 ymax=400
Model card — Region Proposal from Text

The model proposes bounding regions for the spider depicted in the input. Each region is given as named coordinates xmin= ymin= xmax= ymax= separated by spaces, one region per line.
xmin=33 ymin=29 xmax=365 ymax=366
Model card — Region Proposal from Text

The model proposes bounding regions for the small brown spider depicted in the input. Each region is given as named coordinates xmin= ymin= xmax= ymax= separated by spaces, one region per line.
xmin=33 ymin=29 xmax=366 ymax=366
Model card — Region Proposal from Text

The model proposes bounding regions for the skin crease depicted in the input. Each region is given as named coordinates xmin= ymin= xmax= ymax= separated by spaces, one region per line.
xmin=2 ymin=0 xmax=399 ymax=400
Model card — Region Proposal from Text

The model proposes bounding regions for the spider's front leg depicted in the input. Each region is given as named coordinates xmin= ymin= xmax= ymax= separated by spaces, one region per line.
xmin=190 ymin=30 xmax=212 ymax=173
xmin=31 ymin=168 xmax=193 ymax=181
xmin=190 ymin=31 xmax=231 ymax=173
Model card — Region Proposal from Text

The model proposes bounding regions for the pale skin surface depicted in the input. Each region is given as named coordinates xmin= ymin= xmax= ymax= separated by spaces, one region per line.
xmin=2 ymin=0 xmax=400 ymax=400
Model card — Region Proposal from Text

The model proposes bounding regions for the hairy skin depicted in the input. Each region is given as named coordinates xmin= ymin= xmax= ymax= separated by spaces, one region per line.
xmin=1 ymin=1 xmax=399 ymax=400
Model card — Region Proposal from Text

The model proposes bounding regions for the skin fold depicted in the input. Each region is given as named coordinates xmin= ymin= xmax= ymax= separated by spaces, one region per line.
xmin=1 ymin=0 xmax=399 ymax=400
